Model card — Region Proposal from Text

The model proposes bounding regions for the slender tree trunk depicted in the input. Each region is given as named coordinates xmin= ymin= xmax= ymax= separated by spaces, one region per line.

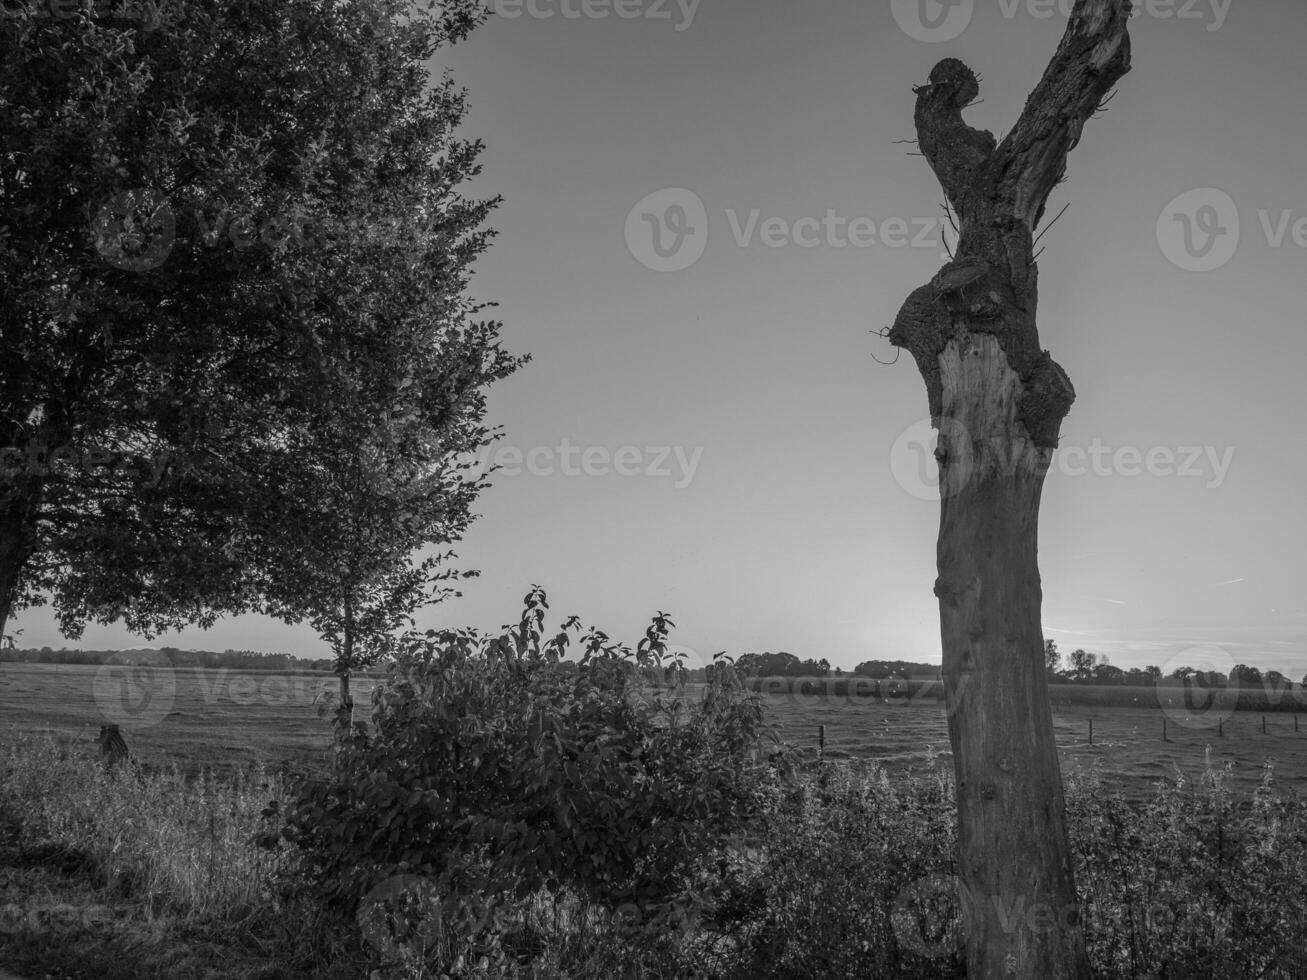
xmin=0 ymin=484 xmax=42 ymax=644
xmin=888 ymin=3 xmax=1131 ymax=976
xmin=336 ymin=611 xmax=355 ymax=736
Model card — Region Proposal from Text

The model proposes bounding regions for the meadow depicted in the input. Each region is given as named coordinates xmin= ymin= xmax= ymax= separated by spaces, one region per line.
xmin=3 ymin=662 xmax=1304 ymax=801
xmin=2 ymin=658 xmax=1306 ymax=979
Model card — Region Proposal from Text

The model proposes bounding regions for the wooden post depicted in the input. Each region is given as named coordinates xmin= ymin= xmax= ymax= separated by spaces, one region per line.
xmin=1218 ymin=718 xmax=1223 ymax=738
xmin=818 ymin=724 xmax=825 ymax=762
xmin=1263 ymin=716 xmax=1267 ymax=735
xmin=1296 ymin=716 xmax=1299 ymax=734
xmin=1162 ymin=717 xmax=1168 ymax=742
xmin=1088 ymin=719 xmax=1093 ymax=746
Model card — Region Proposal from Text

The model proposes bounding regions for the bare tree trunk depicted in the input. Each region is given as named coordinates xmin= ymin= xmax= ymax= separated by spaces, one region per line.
xmin=889 ymin=3 xmax=1131 ymax=976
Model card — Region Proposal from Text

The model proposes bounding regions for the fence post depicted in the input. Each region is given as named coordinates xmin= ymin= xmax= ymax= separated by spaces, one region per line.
xmin=818 ymin=724 xmax=825 ymax=762
xmin=1089 ymin=719 xmax=1093 ymax=746
xmin=1218 ymin=718 xmax=1223 ymax=738
xmin=1296 ymin=716 xmax=1300 ymax=734
xmin=1263 ymin=716 xmax=1267 ymax=735
xmin=1163 ymin=717 xmax=1168 ymax=742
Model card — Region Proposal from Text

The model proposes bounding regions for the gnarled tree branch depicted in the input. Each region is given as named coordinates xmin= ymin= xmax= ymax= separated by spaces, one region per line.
xmin=890 ymin=0 xmax=1131 ymax=447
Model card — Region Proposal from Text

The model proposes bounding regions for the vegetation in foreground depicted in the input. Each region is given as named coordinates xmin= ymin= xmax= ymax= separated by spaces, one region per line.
xmin=1 ymin=599 xmax=1304 ymax=979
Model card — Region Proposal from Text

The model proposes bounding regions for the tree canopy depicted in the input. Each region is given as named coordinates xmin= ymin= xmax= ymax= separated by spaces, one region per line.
xmin=1 ymin=0 xmax=517 ymax=647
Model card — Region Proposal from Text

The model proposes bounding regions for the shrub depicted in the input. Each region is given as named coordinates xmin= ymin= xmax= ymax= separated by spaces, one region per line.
xmin=268 ymin=588 xmax=785 ymax=975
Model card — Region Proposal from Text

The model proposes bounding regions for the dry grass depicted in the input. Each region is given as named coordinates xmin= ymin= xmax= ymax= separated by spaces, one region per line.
xmin=0 ymin=732 xmax=289 ymax=921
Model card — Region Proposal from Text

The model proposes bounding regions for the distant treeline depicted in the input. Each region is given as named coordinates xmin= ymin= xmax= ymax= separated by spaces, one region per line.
xmin=0 ymin=647 xmax=336 ymax=671
xmin=746 ymin=677 xmax=1307 ymax=713
xmin=735 ymin=652 xmax=939 ymax=680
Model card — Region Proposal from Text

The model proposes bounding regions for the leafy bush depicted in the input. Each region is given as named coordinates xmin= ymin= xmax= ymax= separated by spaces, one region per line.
xmin=1069 ymin=755 xmax=1307 ymax=979
xmin=708 ymin=756 xmax=964 ymax=980
xmin=267 ymin=588 xmax=785 ymax=974
xmin=710 ymin=753 xmax=1307 ymax=980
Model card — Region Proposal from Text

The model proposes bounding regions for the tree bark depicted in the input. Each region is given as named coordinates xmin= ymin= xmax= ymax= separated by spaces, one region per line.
xmin=336 ymin=606 xmax=356 ymax=736
xmin=0 ymin=481 xmax=43 ymax=645
xmin=888 ymin=3 xmax=1131 ymax=977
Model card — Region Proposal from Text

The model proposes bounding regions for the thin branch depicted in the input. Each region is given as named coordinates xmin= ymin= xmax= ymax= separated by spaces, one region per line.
xmin=1033 ymin=201 xmax=1071 ymax=248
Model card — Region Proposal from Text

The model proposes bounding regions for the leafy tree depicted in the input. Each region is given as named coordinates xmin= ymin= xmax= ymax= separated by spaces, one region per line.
xmin=1045 ymin=638 xmax=1060 ymax=673
xmin=887 ymin=3 xmax=1132 ymax=968
xmin=1069 ymin=648 xmax=1097 ymax=679
xmin=1230 ymin=664 xmax=1263 ymax=687
xmin=0 ymin=0 xmax=508 ymax=654
xmin=1091 ymin=662 xmax=1124 ymax=685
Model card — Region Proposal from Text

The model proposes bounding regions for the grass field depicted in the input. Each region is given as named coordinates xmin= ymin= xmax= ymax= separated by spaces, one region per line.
xmin=2 ymin=662 xmax=1305 ymax=800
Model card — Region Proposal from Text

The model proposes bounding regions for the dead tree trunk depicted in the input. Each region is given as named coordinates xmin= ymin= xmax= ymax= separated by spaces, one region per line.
xmin=888 ymin=3 xmax=1131 ymax=977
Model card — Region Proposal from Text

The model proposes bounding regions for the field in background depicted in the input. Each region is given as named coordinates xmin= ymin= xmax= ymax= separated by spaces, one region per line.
xmin=2 ymin=663 xmax=1305 ymax=800
xmin=756 ymin=689 xmax=1307 ymax=799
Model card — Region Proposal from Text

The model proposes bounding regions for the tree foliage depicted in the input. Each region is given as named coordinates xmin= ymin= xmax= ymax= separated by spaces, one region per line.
xmin=267 ymin=588 xmax=783 ymax=939
xmin=0 ymin=0 xmax=513 ymax=648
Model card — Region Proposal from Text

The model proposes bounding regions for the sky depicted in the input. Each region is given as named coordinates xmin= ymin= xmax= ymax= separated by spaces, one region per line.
xmin=13 ymin=0 xmax=1307 ymax=678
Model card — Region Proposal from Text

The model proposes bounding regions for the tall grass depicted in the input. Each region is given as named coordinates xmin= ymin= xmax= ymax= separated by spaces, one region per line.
xmin=2 ymin=731 xmax=1305 ymax=978
xmin=0 ymin=732 xmax=289 ymax=920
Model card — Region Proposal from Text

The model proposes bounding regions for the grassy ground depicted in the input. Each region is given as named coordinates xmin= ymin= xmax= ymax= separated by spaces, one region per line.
xmin=758 ymin=689 xmax=1307 ymax=800
xmin=2 ymin=661 xmax=1306 ymax=978
xmin=3 ymin=662 xmax=1305 ymax=800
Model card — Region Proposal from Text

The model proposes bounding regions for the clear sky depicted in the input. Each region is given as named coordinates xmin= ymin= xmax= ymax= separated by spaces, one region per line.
xmin=15 ymin=0 xmax=1307 ymax=679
